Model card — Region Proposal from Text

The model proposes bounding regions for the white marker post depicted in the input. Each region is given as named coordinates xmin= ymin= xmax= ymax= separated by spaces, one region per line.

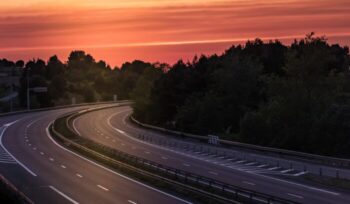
xmin=113 ymin=94 xmax=117 ymax=102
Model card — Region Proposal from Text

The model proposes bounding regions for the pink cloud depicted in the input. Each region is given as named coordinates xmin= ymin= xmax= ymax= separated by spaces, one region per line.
xmin=0 ymin=0 xmax=349 ymax=66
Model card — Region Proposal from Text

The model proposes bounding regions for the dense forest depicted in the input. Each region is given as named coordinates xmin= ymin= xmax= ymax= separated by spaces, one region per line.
xmin=1 ymin=34 xmax=349 ymax=157
xmin=132 ymin=34 xmax=350 ymax=157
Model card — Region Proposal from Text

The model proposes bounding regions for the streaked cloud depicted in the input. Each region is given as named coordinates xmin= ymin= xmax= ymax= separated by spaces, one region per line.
xmin=0 ymin=0 xmax=349 ymax=65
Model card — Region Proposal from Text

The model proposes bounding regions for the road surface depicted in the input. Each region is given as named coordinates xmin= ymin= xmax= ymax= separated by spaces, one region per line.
xmin=0 ymin=105 xmax=190 ymax=204
xmin=73 ymin=105 xmax=350 ymax=204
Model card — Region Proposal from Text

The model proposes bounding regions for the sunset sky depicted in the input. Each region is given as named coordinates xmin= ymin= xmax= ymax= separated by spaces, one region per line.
xmin=0 ymin=0 xmax=349 ymax=66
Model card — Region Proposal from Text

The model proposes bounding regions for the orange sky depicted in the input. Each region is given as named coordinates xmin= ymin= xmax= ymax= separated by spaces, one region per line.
xmin=0 ymin=0 xmax=349 ymax=66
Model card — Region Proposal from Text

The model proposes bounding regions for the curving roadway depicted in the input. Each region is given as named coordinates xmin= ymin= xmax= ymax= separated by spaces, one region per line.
xmin=73 ymin=105 xmax=350 ymax=204
xmin=0 ymin=104 xmax=191 ymax=204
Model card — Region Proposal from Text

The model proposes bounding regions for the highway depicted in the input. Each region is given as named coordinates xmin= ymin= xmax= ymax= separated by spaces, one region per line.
xmin=0 ymin=105 xmax=190 ymax=204
xmin=73 ymin=105 xmax=350 ymax=204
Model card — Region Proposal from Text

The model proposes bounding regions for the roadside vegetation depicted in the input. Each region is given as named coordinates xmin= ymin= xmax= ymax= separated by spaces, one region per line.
xmin=1 ymin=33 xmax=349 ymax=157
xmin=132 ymin=33 xmax=350 ymax=157
xmin=1 ymin=52 xmax=162 ymax=110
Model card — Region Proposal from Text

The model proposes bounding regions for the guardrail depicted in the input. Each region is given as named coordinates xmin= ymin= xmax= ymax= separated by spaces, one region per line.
xmin=51 ymin=118 xmax=234 ymax=204
xmin=130 ymin=116 xmax=350 ymax=168
xmin=0 ymin=100 xmax=132 ymax=117
xmin=0 ymin=174 xmax=33 ymax=204
xmin=51 ymin=107 xmax=300 ymax=204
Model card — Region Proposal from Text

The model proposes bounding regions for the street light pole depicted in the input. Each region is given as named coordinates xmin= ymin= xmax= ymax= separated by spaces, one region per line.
xmin=27 ymin=68 xmax=30 ymax=110
xmin=10 ymin=84 xmax=13 ymax=112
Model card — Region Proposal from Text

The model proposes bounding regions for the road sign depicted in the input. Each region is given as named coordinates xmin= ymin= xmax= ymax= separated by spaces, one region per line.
xmin=32 ymin=87 xmax=48 ymax=93
xmin=0 ymin=92 xmax=18 ymax=102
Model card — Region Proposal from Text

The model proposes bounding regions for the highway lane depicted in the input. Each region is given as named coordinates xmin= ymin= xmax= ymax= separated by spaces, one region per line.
xmin=0 ymin=105 xmax=191 ymax=204
xmin=74 ymin=105 xmax=350 ymax=204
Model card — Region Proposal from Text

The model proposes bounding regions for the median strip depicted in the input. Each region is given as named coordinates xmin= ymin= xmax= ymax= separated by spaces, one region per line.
xmin=49 ymin=106 xmax=300 ymax=204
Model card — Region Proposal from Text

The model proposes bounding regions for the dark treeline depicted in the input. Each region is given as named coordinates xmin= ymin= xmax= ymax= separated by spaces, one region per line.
xmin=1 ymin=51 xmax=163 ymax=109
xmin=132 ymin=34 xmax=350 ymax=157
xmin=1 ymin=33 xmax=350 ymax=157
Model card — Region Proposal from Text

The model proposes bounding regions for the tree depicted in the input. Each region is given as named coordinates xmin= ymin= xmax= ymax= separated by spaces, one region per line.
xmin=47 ymin=55 xmax=65 ymax=79
xmin=131 ymin=65 xmax=162 ymax=122
xmin=49 ymin=75 xmax=67 ymax=100
xmin=240 ymin=35 xmax=350 ymax=153
xmin=83 ymin=85 xmax=95 ymax=102
xmin=15 ymin=60 xmax=24 ymax=68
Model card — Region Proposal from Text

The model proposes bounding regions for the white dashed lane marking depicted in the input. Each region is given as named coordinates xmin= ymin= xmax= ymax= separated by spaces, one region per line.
xmin=243 ymin=181 xmax=256 ymax=186
xmin=108 ymin=115 xmax=311 ymax=179
xmin=287 ymin=193 xmax=303 ymax=199
xmin=209 ymin=171 xmax=218 ymax=176
xmin=97 ymin=185 xmax=109 ymax=191
xmin=281 ymin=169 xmax=294 ymax=173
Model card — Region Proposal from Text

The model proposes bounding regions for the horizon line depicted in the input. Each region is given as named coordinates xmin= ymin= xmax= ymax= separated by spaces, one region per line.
xmin=1 ymin=33 xmax=349 ymax=53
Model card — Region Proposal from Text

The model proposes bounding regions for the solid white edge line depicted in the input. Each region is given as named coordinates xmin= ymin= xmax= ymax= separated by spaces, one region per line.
xmin=107 ymin=109 xmax=342 ymax=196
xmin=248 ymin=170 xmax=340 ymax=196
xmin=49 ymin=185 xmax=79 ymax=204
xmin=0 ymin=121 xmax=37 ymax=177
xmin=46 ymin=123 xmax=192 ymax=204
xmin=72 ymin=118 xmax=81 ymax=136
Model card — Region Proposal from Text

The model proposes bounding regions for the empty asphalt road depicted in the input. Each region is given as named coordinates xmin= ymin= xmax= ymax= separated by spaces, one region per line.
xmin=73 ymin=105 xmax=350 ymax=204
xmin=0 ymin=104 xmax=191 ymax=204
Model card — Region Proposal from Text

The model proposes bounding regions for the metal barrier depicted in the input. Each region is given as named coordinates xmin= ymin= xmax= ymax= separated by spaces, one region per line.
xmin=0 ymin=174 xmax=33 ymax=204
xmin=130 ymin=116 xmax=350 ymax=168
xmin=51 ymin=109 xmax=300 ymax=204
xmin=0 ymin=100 xmax=132 ymax=117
